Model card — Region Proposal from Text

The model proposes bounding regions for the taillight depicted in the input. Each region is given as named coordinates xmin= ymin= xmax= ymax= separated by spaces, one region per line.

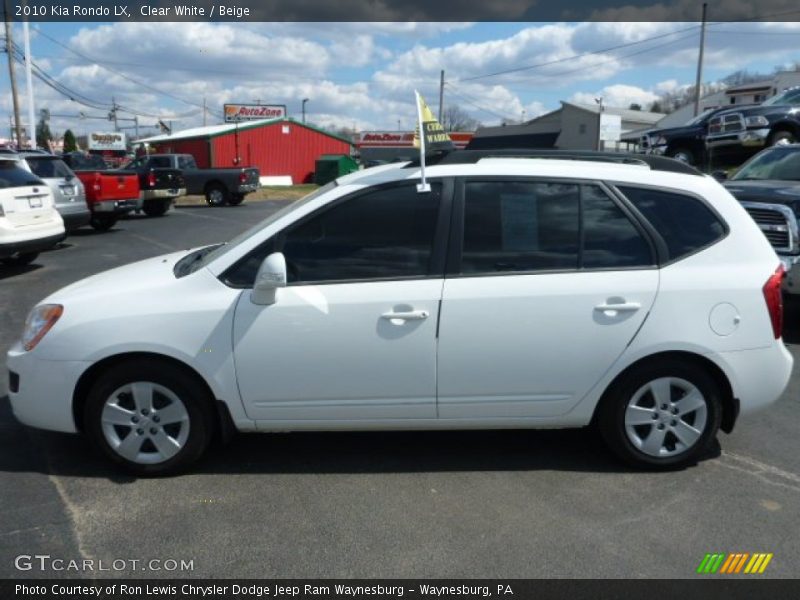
xmin=239 ymin=170 xmax=247 ymax=184
xmin=147 ymin=171 xmax=156 ymax=188
xmin=762 ymin=265 xmax=785 ymax=339
xmin=92 ymin=173 xmax=101 ymax=193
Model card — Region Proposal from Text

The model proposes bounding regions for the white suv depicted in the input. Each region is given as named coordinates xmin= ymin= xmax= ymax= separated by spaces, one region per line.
xmin=6 ymin=151 xmax=792 ymax=474
xmin=0 ymin=155 xmax=65 ymax=266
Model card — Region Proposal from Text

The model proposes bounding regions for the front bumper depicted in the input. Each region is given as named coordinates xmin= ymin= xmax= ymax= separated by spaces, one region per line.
xmin=7 ymin=345 xmax=89 ymax=433
xmin=141 ymin=187 xmax=187 ymax=201
xmin=91 ymin=198 xmax=139 ymax=214
xmin=706 ymin=128 xmax=770 ymax=150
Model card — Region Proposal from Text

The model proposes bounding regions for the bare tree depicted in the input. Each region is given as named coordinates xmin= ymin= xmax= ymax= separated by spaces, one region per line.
xmin=441 ymin=104 xmax=480 ymax=132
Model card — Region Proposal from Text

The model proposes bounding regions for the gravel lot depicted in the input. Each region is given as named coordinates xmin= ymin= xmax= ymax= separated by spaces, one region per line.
xmin=1 ymin=201 xmax=799 ymax=579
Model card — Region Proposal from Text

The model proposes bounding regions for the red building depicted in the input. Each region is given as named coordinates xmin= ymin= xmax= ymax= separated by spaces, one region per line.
xmin=139 ymin=118 xmax=353 ymax=184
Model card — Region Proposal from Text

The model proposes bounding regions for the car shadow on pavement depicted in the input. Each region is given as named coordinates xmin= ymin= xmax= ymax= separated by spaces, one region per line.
xmin=0 ymin=264 xmax=41 ymax=280
xmin=0 ymin=396 xmax=721 ymax=481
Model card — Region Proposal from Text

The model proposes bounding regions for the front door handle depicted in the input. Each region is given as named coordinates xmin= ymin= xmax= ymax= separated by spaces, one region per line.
xmin=381 ymin=310 xmax=430 ymax=322
xmin=594 ymin=301 xmax=641 ymax=316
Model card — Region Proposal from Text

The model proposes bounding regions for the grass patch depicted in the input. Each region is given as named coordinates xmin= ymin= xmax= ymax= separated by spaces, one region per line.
xmin=176 ymin=184 xmax=319 ymax=206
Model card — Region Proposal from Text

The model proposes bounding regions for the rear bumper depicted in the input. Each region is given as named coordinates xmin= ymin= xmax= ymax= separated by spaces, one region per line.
xmin=236 ymin=183 xmax=259 ymax=195
xmin=0 ymin=232 xmax=65 ymax=258
xmin=60 ymin=210 xmax=92 ymax=232
xmin=141 ymin=187 xmax=186 ymax=200
xmin=91 ymin=198 xmax=138 ymax=214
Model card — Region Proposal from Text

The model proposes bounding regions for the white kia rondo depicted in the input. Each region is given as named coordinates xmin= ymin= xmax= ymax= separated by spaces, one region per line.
xmin=6 ymin=151 xmax=793 ymax=474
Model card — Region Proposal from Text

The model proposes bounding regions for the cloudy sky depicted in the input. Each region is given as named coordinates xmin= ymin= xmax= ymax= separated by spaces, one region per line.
xmin=2 ymin=20 xmax=799 ymax=139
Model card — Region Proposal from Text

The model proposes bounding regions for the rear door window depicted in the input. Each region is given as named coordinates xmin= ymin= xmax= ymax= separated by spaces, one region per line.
xmin=0 ymin=161 xmax=43 ymax=188
xmin=25 ymin=157 xmax=73 ymax=179
xmin=617 ymin=186 xmax=726 ymax=261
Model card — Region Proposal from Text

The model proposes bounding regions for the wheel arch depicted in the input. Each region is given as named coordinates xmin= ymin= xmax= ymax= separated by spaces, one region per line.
xmin=768 ymin=121 xmax=800 ymax=139
xmin=72 ymin=351 xmax=235 ymax=441
xmin=203 ymin=179 xmax=226 ymax=193
xmin=591 ymin=350 xmax=738 ymax=433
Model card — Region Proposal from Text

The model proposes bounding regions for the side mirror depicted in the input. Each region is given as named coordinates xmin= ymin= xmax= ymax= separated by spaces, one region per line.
xmin=251 ymin=252 xmax=287 ymax=306
xmin=711 ymin=170 xmax=728 ymax=181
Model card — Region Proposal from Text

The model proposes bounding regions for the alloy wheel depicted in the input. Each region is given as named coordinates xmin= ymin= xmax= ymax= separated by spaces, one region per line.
xmin=624 ymin=377 xmax=708 ymax=458
xmin=100 ymin=382 xmax=191 ymax=465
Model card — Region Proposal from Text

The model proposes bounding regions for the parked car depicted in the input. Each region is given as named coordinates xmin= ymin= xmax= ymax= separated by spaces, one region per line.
xmin=135 ymin=154 xmax=259 ymax=207
xmin=706 ymin=87 xmax=800 ymax=164
xmin=6 ymin=150 xmax=792 ymax=474
xmin=61 ymin=152 xmax=140 ymax=231
xmin=717 ymin=144 xmax=800 ymax=295
xmin=18 ymin=152 xmax=91 ymax=233
xmin=118 ymin=155 xmax=187 ymax=217
xmin=0 ymin=155 xmax=65 ymax=266
xmin=640 ymin=106 xmax=749 ymax=167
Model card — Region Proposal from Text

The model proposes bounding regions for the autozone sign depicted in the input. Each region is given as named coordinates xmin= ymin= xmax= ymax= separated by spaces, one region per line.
xmin=224 ymin=104 xmax=287 ymax=122
xmin=358 ymin=131 xmax=473 ymax=148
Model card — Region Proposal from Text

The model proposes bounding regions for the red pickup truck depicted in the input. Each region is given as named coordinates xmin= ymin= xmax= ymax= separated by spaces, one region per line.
xmin=61 ymin=152 xmax=140 ymax=231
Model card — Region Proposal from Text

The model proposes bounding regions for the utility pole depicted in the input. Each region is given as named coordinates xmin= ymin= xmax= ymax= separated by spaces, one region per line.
xmin=693 ymin=2 xmax=708 ymax=117
xmin=4 ymin=1 xmax=24 ymax=149
xmin=110 ymin=96 xmax=119 ymax=131
xmin=302 ymin=98 xmax=309 ymax=124
xmin=202 ymin=96 xmax=207 ymax=126
xmin=438 ymin=69 xmax=445 ymax=123
xmin=22 ymin=19 xmax=35 ymax=149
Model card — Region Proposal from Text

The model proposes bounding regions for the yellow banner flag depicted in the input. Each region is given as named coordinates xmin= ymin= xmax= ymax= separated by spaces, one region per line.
xmin=413 ymin=92 xmax=454 ymax=152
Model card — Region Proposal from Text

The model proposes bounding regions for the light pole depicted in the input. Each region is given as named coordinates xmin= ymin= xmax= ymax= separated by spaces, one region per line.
xmin=301 ymin=98 xmax=309 ymax=123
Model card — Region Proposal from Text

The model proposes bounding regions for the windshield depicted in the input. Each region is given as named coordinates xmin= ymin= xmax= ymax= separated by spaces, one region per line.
xmin=686 ymin=108 xmax=716 ymax=126
xmin=732 ymin=147 xmax=800 ymax=181
xmin=173 ymin=181 xmax=337 ymax=277
xmin=762 ymin=88 xmax=800 ymax=106
xmin=26 ymin=157 xmax=74 ymax=179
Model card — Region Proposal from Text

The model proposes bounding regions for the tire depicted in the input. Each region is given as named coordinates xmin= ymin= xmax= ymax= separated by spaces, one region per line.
xmin=767 ymin=129 xmax=797 ymax=147
xmin=142 ymin=199 xmax=171 ymax=217
xmin=1 ymin=252 xmax=39 ymax=266
xmin=228 ymin=194 xmax=245 ymax=206
xmin=83 ymin=360 xmax=215 ymax=475
xmin=597 ymin=358 xmax=722 ymax=469
xmin=205 ymin=183 xmax=229 ymax=207
xmin=666 ymin=147 xmax=695 ymax=165
xmin=90 ymin=215 xmax=118 ymax=232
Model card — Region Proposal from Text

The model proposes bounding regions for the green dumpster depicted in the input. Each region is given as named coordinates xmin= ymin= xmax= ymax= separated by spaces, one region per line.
xmin=314 ymin=154 xmax=359 ymax=185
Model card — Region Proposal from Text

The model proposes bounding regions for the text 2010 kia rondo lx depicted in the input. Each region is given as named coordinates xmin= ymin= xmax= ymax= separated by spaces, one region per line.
xmin=7 ymin=151 xmax=793 ymax=474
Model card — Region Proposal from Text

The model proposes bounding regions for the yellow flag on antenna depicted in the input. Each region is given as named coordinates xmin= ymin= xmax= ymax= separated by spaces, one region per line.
xmin=413 ymin=92 xmax=454 ymax=151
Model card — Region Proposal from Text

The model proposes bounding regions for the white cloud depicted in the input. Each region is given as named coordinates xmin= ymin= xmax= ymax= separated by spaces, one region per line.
xmin=570 ymin=84 xmax=660 ymax=110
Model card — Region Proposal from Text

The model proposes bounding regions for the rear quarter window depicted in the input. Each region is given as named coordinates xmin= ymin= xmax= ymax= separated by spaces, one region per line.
xmin=616 ymin=186 xmax=726 ymax=262
xmin=0 ymin=161 xmax=43 ymax=188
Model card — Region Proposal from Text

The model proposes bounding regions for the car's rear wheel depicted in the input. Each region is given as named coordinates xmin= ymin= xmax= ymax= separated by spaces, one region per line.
xmin=205 ymin=184 xmax=229 ymax=207
xmin=142 ymin=199 xmax=171 ymax=217
xmin=90 ymin=215 xmax=118 ymax=232
xmin=84 ymin=361 xmax=214 ymax=475
xmin=1 ymin=252 xmax=39 ymax=266
xmin=598 ymin=359 xmax=722 ymax=469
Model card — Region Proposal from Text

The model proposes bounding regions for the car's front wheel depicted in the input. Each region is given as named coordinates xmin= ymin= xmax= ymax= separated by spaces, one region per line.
xmin=84 ymin=361 xmax=214 ymax=475
xmin=598 ymin=359 xmax=722 ymax=469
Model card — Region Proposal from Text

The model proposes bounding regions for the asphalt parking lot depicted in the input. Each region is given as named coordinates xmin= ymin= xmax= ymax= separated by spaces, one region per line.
xmin=1 ymin=200 xmax=799 ymax=579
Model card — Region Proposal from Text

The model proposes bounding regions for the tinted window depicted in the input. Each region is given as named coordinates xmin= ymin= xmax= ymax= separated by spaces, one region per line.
xmin=25 ymin=157 xmax=74 ymax=179
xmin=64 ymin=153 xmax=107 ymax=170
xmin=0 ymin=161 xmax=43 ymax=188
xmin=582 ymin=186 xmax=653 ymax=268
xmin=462 ymin=181 xmax=580 ymax=273
xmin=149 ymin=157 xmax=172 ymax=169
xmin=618 ymin=186 xmax=725 ymax=261
xmin=178 ymin=156 xmax=196 ymax=169
xmin=279 ymin=183 xmax=441 ymax=283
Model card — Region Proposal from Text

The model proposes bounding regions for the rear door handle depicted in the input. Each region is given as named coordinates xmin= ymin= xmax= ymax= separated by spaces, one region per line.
xmin=594 ymin=302 xmax=641 ymax=315
xmin=381 ymin=310 xmax=430 ymax=322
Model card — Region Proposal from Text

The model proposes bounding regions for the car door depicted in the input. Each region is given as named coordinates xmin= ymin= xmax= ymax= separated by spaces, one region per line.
xmin=437 ymin=179 xmax=659 ymax=419
xmin=231 ymin=181 xmax=451 ymax=422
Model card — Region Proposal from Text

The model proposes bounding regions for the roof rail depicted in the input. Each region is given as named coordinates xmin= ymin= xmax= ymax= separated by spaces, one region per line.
xmin=403 ymin=148 xmax=702 ymax=176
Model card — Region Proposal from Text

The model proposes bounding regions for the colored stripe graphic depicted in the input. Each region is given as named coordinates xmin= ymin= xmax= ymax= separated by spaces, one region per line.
xmin=698 ymin=552 xmax=772 ymax=574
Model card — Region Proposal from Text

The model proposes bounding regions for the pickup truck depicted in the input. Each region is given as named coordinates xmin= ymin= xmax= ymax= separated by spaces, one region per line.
xmin=716 ymin=144 xmax=800 ymax=294
xmin=61 ymin=152 xmax=140 ymax=231
xmin=135 ymin=154 xmax=260 ymax=206
xmin=705 ymin=86 xmax=800 ymax=165
xmin=118 ymin=156 xmax=187 ymax=217
xmin=639 ymin=106 xmax=748 ymax=167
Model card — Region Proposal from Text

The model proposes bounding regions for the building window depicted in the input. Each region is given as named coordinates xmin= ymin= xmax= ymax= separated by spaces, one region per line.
xmin=754 ymin=94 xmax=765 ymax=103
xmin=578 ymin=123 xmax=587 ymax=135
xmin=729 ymin=97 xmax=736 ymax=104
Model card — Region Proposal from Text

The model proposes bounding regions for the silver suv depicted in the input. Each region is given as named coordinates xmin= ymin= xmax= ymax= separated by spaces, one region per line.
xmin=18 ymin=152 xmax=90 ymax=233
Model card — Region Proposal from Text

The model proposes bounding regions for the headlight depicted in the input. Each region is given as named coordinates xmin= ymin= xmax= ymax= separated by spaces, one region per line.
xmin=21 ymin=304 xmax=63 ymax=351
xmin=745 ymin=115 xmax=769 ymax=127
